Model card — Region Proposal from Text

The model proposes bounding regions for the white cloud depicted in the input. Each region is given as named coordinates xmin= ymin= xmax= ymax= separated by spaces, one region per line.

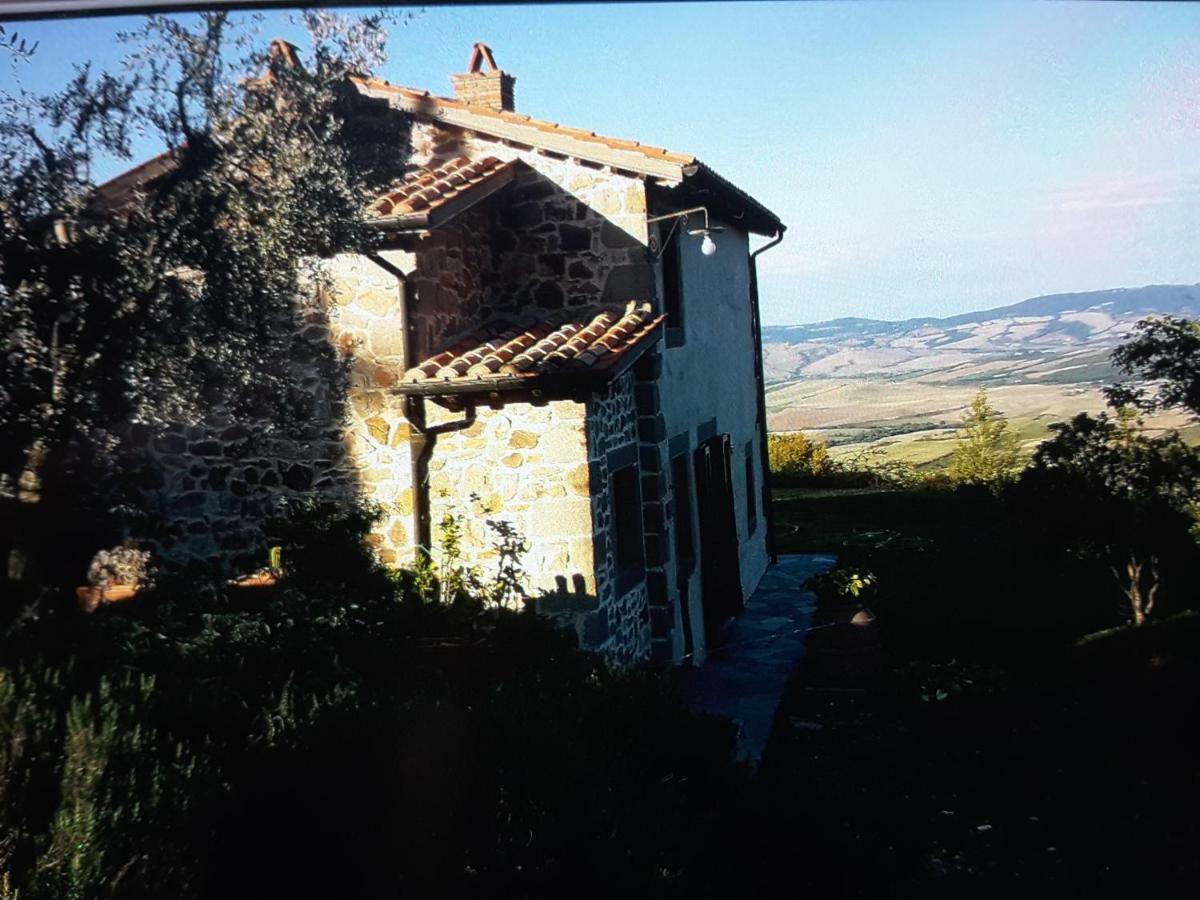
xmin=1047 ymin=168 xmax=1200 ymax=213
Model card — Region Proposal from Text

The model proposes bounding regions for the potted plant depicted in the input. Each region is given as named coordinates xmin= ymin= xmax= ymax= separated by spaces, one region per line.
xmin=804 ymin=566 xmax=882 ymax=674
xmin=77 ymin=544 xmax=155 ymax=613
xmin=230 ymin=544 xmax=284 ymax=589
xmin=805 ymin=567 xmax=877 ymax=620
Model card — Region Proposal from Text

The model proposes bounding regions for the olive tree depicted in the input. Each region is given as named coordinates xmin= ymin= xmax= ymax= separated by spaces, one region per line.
xmin=0 ymin=11 xmax=410 ymax=597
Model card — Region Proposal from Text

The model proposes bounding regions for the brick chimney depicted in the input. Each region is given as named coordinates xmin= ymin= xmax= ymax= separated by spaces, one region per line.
xmin=449 ymin=43 xmax=515 ymax=111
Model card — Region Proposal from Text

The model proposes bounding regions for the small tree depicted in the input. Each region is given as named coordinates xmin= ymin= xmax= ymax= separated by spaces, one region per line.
xmin=948 ymin=389 xmax=1021 ymax=487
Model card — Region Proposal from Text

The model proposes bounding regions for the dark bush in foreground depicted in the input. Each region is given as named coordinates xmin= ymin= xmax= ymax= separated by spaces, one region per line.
xmin=2 ymin=593 xmax=741 ymax=899
xmin=0 ymin=505 xmax=741 ymax=899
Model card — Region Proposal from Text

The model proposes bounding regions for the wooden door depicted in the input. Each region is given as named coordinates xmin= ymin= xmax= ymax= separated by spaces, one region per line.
xmin=694 ymin=434 xmax=744 ymax=646
xmin=671 ymin=452 xmax=697 ymax=664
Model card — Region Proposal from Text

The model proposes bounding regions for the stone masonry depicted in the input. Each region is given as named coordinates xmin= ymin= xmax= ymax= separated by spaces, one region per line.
xmin=134 ymin=113 xmax=662 ymax=663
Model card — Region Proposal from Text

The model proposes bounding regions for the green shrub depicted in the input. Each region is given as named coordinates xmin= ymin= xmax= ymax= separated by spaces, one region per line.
xmin=31 ymin=677 xmax=214 ymax=900
xmin=768 ymin=432 xmax=832 ymax=484
xmin=0 ymin=667 xmax=65 ymax=885
xmin=830 ymin=444 xmax=954 ymax=491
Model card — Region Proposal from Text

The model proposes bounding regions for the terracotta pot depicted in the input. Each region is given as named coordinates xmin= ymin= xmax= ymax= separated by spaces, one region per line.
xmin=231 ymin=570 xmax=280 ymax=589
xmin=76 ymin=583 xmax=138 ymax=614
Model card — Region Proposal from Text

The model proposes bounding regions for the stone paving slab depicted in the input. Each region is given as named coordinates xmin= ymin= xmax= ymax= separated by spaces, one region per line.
xmin=677 ymin=554 xmax=836 ymax=767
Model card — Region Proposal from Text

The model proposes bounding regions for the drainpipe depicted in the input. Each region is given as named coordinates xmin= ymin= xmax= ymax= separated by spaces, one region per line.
xmin=365 ymin=253 xmax=430 ymax=556
xmin=749 ymin=227 xmax=785 ymax=565
xmin=366 ymin=253 xmax=480 ymax=560
xmin=411 ymin=401 xmax=478 ymax=553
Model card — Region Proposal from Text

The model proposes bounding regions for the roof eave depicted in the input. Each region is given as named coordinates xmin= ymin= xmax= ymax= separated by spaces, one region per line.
xmin=352 ymin=78 xmax=692 ymax=183
xmin=352 ymin=80 xmax=782 ymax=236
xmin=679 ymin=163 xmax=784 ymax=237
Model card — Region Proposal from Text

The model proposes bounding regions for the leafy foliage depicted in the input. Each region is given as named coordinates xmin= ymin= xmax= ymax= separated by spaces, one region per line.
xmin=805 ymin=567 xmax=877 ymax=601
xmin=1012 ymin=409 xmax=1200 ymax=625
xmin=0 ymin=11 xmax=410 ymax=596
xmin=767 ymin=431 xmax=832 ymax=484
xmin=0 ymin=26 xmax=38 ymax=60
xmin=0 ymin=498 xmax=739 ymax=897
xmin=1106 ymin=315 xmax=1200 ymax=420
xmin=85 ymin=543 xmax=154 ymax=590
xmin=1007 ymin=318 xmax=1200 ymax=626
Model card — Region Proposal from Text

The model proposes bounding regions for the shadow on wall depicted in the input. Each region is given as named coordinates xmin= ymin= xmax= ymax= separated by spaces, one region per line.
xmin=479 ymin=161 xmax=654 ymax=318
xmin=124 ymin=286 xmax=368 ymax=576
xmin=537 ymin=573 xmax=603 ymax=643
xmin=72 ymin=151 xmax=660 ymax=661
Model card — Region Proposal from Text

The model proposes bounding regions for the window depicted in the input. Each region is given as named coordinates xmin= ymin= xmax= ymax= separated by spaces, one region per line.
xmin=745 ymin=441 xmax=758 ymax=534
xmin=671 ymin=452 xmax=696 ymax=574
xmin=611 ymin=463 xmax=645 ymax=593
xmin=660 ymin=225 xmax=684 ymax=346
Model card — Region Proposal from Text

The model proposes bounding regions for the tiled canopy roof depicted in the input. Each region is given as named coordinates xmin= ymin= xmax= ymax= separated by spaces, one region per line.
xmin=369 ymin=155 xmax=517 ymax=230
xmin=398 ymin=301 xmax=664 ymax=394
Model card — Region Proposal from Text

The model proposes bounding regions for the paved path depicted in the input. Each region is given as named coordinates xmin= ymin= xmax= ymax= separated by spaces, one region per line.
xmin=677 ymin=554 xmax=836 ymax=767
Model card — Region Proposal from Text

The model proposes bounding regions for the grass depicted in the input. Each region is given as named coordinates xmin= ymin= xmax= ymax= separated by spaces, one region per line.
xmin=751 ymin=485 xmax=1200 ymax=898
xmin=768 ymin=375 xmax=1196 ymax=466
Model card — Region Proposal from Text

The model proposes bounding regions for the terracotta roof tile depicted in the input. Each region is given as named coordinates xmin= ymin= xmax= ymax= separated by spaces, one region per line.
xmin=369 ymin=155 xmax=513 ymax=222
xmin=351 ymin=75 xmax=698 ymax=169
xmin=96 ymin=68 xmax=780 ymax=234
xmin=400 ymin=301 xmax=664 ymax=391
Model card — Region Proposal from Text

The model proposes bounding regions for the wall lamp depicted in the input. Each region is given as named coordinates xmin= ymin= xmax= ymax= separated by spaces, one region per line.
xmin=646 ymin=206 xmax=724 ymax=259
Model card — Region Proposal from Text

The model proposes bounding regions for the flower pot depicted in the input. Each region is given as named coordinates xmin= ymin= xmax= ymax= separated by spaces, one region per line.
xmin=231 ymin=570 xmax=280 ymax=589
xmin=76 ymin=583 xmax=138 ymax=614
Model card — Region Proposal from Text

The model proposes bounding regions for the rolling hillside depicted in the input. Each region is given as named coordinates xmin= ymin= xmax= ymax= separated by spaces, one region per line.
xmin=764 ymin=284 xmax=1200 ymax=465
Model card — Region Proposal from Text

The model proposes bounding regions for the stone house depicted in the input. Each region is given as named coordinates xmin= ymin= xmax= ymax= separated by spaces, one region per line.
xmin=103 ymin=43 xmax=785 ymax=666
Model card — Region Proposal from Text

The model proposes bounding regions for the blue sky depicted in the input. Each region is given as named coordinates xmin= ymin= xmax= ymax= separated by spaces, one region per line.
xmin=4 ymin=2 xmax=1199 ymax=324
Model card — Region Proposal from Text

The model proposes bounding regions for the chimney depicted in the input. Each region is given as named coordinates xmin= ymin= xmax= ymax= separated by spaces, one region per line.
xmin=266 ymin=38 xmax=303 ymax=72
xmin=449 ymin=42 xmax=515 ymax=112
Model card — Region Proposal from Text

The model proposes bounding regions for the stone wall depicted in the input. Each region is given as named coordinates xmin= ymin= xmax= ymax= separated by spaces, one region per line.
xmin=325 ymin=251 xmax=419 ymax=566
xmin=404 ymin=119 xmax=656 ymax=317
xmin=136 ymin=250 xmax=418 ymax=568
xmin=415 ymin=373 xmax=651 ymax=664
xmin=580 ymin=370 xmax=652 ymax=664
xmin=483 ymin=159 xmax=652 ymax=314
xmin=422 ymin=397 xmax=612 ymax=652
xmin=132 ymin=118 xmax=664 ymax=666
xmin=424 ymin=398 xmax=594 ymax=600
xmin=407 ymin=206 xmax=492 ymax=360
xmin=630 ymin=348 xmax=674 ymax=663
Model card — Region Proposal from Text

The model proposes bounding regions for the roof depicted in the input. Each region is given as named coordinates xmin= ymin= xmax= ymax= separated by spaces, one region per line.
xmin=91 ymin=146 xmax=180 ymax=212
xmin=369 ymin=155 xmax=517 ymax=231
xmin=349 ymin=75 xmax=783 ymax=236
xmin=397 ymin=301 xmax=664 ymax=396
xmin=351 ymin=76 xmax=695 ymax=174
xmin=91 ymin=61 xmax=784 ymax=237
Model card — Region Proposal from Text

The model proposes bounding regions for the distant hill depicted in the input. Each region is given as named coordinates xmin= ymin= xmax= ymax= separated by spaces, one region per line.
xmin=763 ymin=284 xmax=1200 ymax=384
xmin=763 ymin=284 xmax=1200 ymax=464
